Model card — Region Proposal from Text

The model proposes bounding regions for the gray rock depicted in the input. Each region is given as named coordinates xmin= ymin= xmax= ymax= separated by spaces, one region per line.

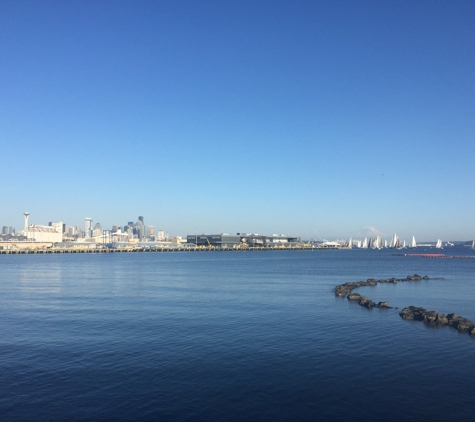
xmin=436 ymin=313 xmax=448 ymax=325
xmin=423 ymin=311 xmax=439 ymax=324
xmin=456 ymin=318 xmax=474 ymax=332
xmin=363 ymin=300 xmax=375 ymax=309
xmin=358 ymin=297 xmax=375 ymax=308
xmin=347 ymin=293 xmax=361 ymax=301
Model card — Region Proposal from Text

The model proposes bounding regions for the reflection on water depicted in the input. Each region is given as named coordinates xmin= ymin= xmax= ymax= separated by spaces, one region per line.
xmin=19 ymin=262 xmax=62 ymax=295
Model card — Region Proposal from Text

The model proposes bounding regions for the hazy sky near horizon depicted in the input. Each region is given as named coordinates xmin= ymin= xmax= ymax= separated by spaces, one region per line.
xmin=1 ymin=0 xmax=474 ymax=240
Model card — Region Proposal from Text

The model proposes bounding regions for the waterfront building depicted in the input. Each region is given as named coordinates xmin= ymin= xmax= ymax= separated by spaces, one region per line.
xmin=26 ymin=225 xmax=62 ymax=243
xmin=2 ymin=226 xmax=7 ymax=235
xmin=157 ymin=230 xmax=165 ymax=241
xmin=49 ymin=221 xmax=63 ymax=236
xmin=186 ymin=233 xmax=300 ymax=248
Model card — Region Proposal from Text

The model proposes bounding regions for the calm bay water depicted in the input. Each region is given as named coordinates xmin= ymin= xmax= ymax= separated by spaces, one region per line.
xmin=1 ymin=248 xmax=475 ymax=421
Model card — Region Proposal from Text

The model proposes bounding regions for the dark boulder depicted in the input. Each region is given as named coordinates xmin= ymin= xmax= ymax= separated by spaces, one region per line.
xmin=447 ymin=313 xmax=461 ymax=326
xmin=334 ymin=284 xmax=355 ymax=297
xmin=400 ymin=306 xmax=427 ymax=321
xmin=347 ymin=293 xmax=361 ymax=301
xmin=423 ymin=311 xmax=439 ymax=324
xmin=456 ymin=318 xmax=474 ymax=332
xmin=358 ymin=296 xmax=375 ymax=308
xmin=436 ymin=313 xmax=448 ymax=325
xmin=400 ymin=307 xmax=414 ymax=320
xmin=363 ymin=300 xmax=375 ymax=309
xmin=376 ymin=301 xmax=390 ymax=308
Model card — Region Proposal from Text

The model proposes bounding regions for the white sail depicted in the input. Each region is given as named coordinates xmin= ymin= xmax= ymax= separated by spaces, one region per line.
xmin=471 ymin=240 xmax=475 ymax=250
xmin=402 ymin=240 xmax=406 ymax=248
xmin=362 ymin=237 xmax=368 ymax=248
xmin=411 ymin=236 xmax=417 ymax=248
xmin=348 ymin=237 xmax=353 ymax=248
xmin=391 ymin=233 xmax=398 ymax=248
xmin=435 ymin=239 xmax=442 ymax=249
xmin=375 ymin=236 xmax=382 ymax=249
xmin=384 ymin=240 xmax=389 ymax=248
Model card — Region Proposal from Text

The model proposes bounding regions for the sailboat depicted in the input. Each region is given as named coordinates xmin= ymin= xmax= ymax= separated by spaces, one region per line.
xmin=362 ymin=237 xmax=368 ymax=249
xmin=384 ymin=240 xmax=389 ymax=248
xmin=375 ymin=236 xmax=382 ymax=249
xmin=391 ymin=233 xmax=398 ymax=249
xmin=435 ymin=239 xmax=443 ymax=249
xmin=347 ymin=237 xmax=353 ymax=248
xmin=402 ymin=240 xmax=406 ymax=248
xmin=410 ymin=236 xmax=417 ymax=248
xmin=471 ymin=240 xmax=475 ymax=250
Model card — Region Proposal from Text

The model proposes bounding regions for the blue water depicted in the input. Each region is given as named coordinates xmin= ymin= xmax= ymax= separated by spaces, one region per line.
xmin=1 ymin=248 xmax=475 ymax=421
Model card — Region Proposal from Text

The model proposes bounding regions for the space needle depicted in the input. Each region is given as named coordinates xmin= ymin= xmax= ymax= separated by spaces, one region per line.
xmin=23 ymin=212 xmax=30 ymax=235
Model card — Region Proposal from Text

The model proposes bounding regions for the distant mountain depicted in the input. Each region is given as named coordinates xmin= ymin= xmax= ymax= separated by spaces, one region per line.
xmin=352 ymin=226 xmax=388 ymax=239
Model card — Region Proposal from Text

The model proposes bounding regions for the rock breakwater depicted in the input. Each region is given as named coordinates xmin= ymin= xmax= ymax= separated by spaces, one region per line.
xmin=333 ymin=274 xmax=474 ymax=339
xmin=333 ymin=274 xmax=432 ymax=309
xmin=400 ymin=307 xmax=475 ymax=336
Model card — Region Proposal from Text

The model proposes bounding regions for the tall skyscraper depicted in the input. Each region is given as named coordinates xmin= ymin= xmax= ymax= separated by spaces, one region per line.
xmin=85 ymin=218 xmax=92 ymax=238
xmin=135 ymin=217 xmax=144 ymax=240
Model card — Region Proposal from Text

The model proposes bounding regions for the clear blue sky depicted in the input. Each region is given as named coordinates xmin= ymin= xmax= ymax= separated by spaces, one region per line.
xmin=1 ymin=0 xmax=474 ymax=241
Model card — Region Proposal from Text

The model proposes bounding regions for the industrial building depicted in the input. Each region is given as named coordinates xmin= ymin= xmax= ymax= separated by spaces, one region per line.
xmin=21 ymin=212 xmax=63 ymax=243
xmin=26 ymin=225 xmax=62 ymax=243
xmin=186 ymin=233 xmax=300 ymax=248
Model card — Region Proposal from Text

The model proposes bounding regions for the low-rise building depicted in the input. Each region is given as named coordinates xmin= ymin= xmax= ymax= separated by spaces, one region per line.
xmin=185 ymin=233 xmax=300 ymax=248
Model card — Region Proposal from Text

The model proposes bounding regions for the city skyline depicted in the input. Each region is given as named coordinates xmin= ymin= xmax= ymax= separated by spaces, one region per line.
xmin=1 ymin=211 xmax=472 ymax=243
xmin=1 ymin=1 xmax=474 ymax=241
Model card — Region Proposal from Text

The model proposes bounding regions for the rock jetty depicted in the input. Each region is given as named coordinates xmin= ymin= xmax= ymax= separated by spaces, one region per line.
xmin=400 ymin=307 xmax=475 ymax=336
xmin=333 ymin=274 xmax=474 ymax=339
xmin=333 ymin=274 xmax=432 ymax=309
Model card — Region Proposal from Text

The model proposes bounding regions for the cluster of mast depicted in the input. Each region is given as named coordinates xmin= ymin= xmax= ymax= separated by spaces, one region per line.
xmin=346 ymin=235 xmax=439 ymax=249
